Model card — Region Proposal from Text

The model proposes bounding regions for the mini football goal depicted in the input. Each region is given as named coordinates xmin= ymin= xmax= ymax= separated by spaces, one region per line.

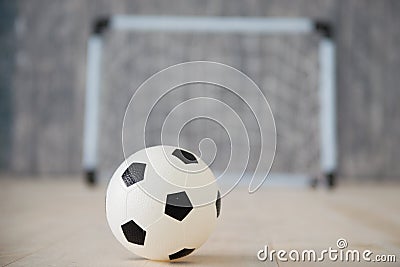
xmin=83 ymin=15 xmax=337 ymax=188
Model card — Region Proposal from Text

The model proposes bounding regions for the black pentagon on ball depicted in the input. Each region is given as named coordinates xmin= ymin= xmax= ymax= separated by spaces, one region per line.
xmin=121 ymin=220 xmax=146 ymax=245
xmin=165 ymin=191 xmax=193 ymax=221
xmin=172 ymin=149 xmax=198 ymax=164
xmin=216 ymin=190 xmax=221 ymax=218
xmin=169 ymin=248 xmax=195 ymax=260
xmin=122 ymin=162 xmax=146 ymax=187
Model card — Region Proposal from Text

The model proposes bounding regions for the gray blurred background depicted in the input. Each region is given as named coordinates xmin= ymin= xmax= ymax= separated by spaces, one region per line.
xmin=0 ymin=0 xmax=399 ymax=182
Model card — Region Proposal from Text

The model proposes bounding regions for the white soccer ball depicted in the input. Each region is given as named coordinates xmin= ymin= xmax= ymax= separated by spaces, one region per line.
xmin=106 ymin=145 xmax=221 ymax=261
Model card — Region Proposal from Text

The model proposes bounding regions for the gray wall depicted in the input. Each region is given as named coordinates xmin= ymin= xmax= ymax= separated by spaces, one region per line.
xmin=3 ymin=0 xmax=400 ymax=180
xmin=0 ymin=0 xmax=16 ymax=170
xmin=337 ymin=1 xmax=400 ymax=179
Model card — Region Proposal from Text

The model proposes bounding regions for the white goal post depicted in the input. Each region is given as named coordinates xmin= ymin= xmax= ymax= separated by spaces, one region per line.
xmin=83 ymin=15 xmax=337 ymax=187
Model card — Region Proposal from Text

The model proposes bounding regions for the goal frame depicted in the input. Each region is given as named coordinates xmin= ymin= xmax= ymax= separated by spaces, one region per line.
xmin=82 ymin=15 xmax=337 ymax=187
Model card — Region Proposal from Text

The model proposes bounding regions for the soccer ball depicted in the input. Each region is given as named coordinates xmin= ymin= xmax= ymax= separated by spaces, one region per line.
xmin=106 ymin=145 xmax=221 ymax=261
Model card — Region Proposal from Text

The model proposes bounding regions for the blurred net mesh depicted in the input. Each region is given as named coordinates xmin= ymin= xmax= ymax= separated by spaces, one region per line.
xmin=99 ymin=31 xmax=320 ymax=179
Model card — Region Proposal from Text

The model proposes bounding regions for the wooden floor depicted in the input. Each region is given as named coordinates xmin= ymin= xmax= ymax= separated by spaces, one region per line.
xmin=0 ymin=178 xmax=399 ymax=267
